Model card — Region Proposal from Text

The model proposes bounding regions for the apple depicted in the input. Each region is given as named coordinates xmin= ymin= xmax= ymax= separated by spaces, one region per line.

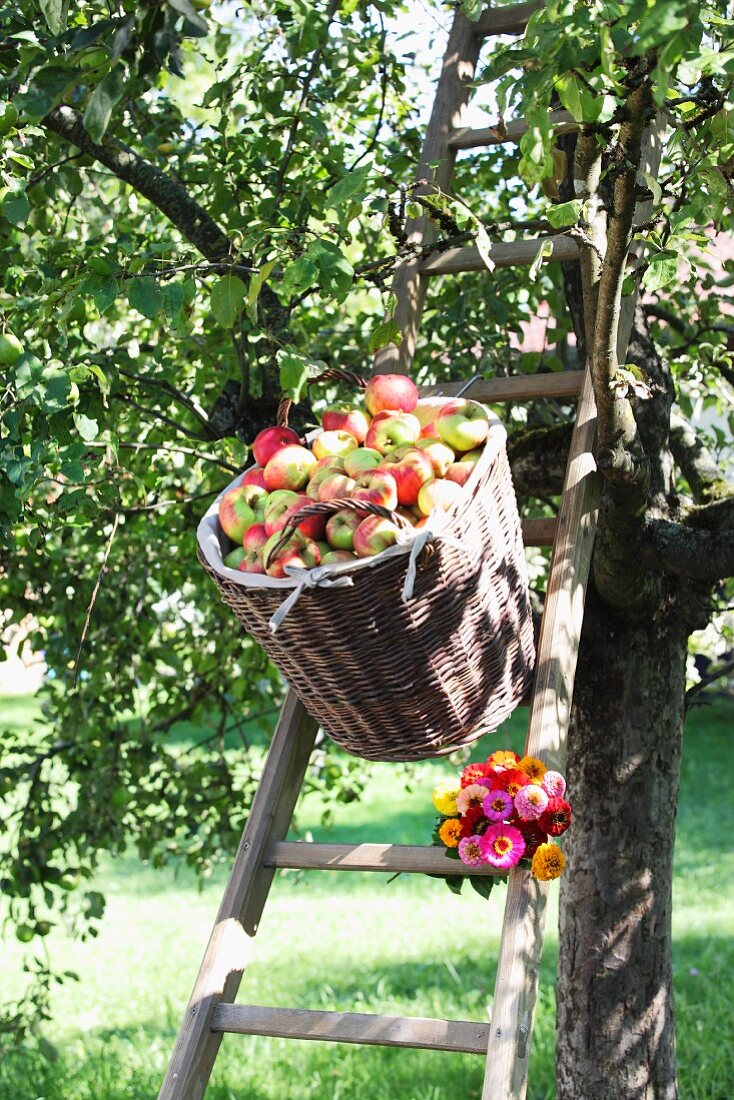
xmin=321 ymin=549 xmax=358 ymax=564
xmin=240 ymin=481 xmax=268 ymax=513
xmin=0 ymin=331 xmax=23 ymax=365
xmin=412 ymin=396 xmax=451 ymax=439
xmin=312 ymin=430 xmax=358 ymax=461
xmin=243 ymin=523 xmax=269 ymax=554
xmin=436 ymin=399 xmax=490 ymax=452
xmin=223 ymin=546 xmax=247 ymax=569
xmin=317 ymin=472 xmax=357 ymax=502
xmin=242 ymin=466 xmax=268 ymax=491
xmin=445 ymin=448 xmax=482 ymax=486
xmin=344 ymin=447 xmax=383 ymax=478
xmin=325 ymin=508 xmax=363 ymax=551
xmin=263 ymin=529 xmax=321 ymax=578
xmin=322 ymin=403 xmax=371 ymax=443
xmin=264 ymin=490 xmax=301 ymax=535
xmin=219 ymin=487 xmax=257 ymax=542
xmin=417 ymin=477 xmax=464 ymax=516
xmin=282 ymin=495 xmax=327 ymax=541
xmin=416 ymin=437 xmax=455 ymax=477
xmin=311 ymin=454 xmax=346 ymax=477
xmin=263 ymin=444 xmax=317 ymax=491
xmin=375 ymin=446 xmax=434 ymax=506
xmin=365 ymin=410 xmax=421 ymax=454
xmin=252 ymin=425 xmax=300 ymax=467
xmin=351 ymin=471 xmax=398 ymax=510
xmin=364 ymin=373 xmax=419 ymax=416
xmin=354 ymin=515 xmax=403 ymax=557
xmin=239 ymin=548 xmax=267 ymax=575
xmin=316 ymin=540 xmax=331 ymax=558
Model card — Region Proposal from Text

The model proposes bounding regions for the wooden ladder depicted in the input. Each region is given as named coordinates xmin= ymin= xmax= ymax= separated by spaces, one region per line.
xmin=159 ymin=6 xmax=605 ymax=1098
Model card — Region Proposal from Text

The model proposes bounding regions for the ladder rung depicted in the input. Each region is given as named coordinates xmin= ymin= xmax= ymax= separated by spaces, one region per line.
xmin=420 ymin=370 xmax=584 ymax=403
xmin=265 ymin=841 xmax=503 ymax=875
xmin=448 ymin=110 xmax=577 ymax=150
xmin=521 ymin=517 xmax=556 ymax=546
xmin=211 ymin=1003 xmax=490 ymax=1054
xmin=420 ymin=235 xmax=579 ymax=276
xmin=475 ymin=0 xmax=542 ymax=37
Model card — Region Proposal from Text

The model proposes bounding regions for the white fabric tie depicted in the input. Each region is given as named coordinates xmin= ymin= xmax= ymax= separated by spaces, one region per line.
xmin=401 ymin=521 xmax=472 ymax=601
xmin=268 ymin=565 xmax=354 ymax=634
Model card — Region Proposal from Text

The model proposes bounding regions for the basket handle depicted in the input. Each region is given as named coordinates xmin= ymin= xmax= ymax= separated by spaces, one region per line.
xmin=263 ymin=497 xmax=413 ymax=570
xmin=277 ymin=367 xmax=369 ymax=428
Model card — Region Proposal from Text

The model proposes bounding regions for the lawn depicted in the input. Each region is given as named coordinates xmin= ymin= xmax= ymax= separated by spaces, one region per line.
xmin=1 ymin=696 xmax=732 ymax=1100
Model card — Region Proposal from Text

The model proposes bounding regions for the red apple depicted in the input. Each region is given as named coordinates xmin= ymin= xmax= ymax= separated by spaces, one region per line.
xmin=351 ymin=471 xmax=398 ymax=510
xmin=316 ymin=472 xmax=357 ymax=502
xmin=252 ymin=425 xmax=300 ymax=468
xmin=344 ymin=447 xmax=383 ymax=478
xmin=417 ymin=477 xmax=464 ymax=516
xmin=413 ymin=397 xmax=451 ymax=439
xmin=375 ymin=446 xmax=434 ymax=506
xmin=325 ymin=508 xmax=363 ymax=551
xmin=243 ymin=523 xmax=269 ymax=553
xmin=264 ymin=490 xmax=301 ymax=536
xmin=219 ymin=487 xmax=257 ymax=542
xmin=310 ymin=454 xmax=346 ymax=478
xmin=283 ymin=495 xmax=327 ymax=541
xmin=416 ymin=437 xmax=455 ymax=477
xmin=436 ymin=399 xmax=490 ymax=452
xmin=322 ymin=403 xmax=371 ymax=443
xmin=241 ymin=466 xmax=268 ymax=490
xmin=364 ymin=373 xmax=419 ymax=416
xmin=239 ymin=548 xmax=267 ymax=575
xmin=264 ymin=444 xmax=317 ymax=491
xmin=445 ymin=448 xmax=482 ymax=487
xmin=263 ymin=529 xmax=321 ymax=578
xmin=312 ymin=430 xmax=358 ymax=461
xmin=321 ymin=549 xmax=358 ymax=565
xmin=223 ymin=546 xmax=247 ymax=569
xmin=240 ymin=481 xmax=268 ymax=513
xmin=353 ymin=515 xmax=402 ymax=557
xmin=365 ymin=410 xmax=421 ymax=454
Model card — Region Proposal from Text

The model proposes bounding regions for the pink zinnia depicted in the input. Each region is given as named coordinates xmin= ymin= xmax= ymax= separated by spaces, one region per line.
xmin=478 ymin=823 xmax=526 ymax=869
xmin=458 ymin=834 xmax=485 ymax=867
xmin=542 ymin=770 xmax=566 ymax=798
xmin=514 ymin=784 xmax=549 ymax=821
xmin=482 ymin=788 xmax=514 ymax=822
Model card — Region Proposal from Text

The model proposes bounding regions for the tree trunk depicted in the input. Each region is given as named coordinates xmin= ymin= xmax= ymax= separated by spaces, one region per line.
xmin=556 ymin=583 xmax=689 ymax=1100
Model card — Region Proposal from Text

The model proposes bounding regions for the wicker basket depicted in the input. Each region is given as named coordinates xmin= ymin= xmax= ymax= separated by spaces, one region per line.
xmin=197 ymin=410 xmax=535 ymax=762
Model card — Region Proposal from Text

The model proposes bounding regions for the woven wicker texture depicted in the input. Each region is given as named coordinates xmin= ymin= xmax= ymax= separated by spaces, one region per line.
xmin=198 ymin=436 xmax=535 ymax=762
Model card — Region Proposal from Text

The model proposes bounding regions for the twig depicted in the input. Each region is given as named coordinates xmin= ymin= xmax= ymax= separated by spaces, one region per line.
xmin=72 ymin=512 xmax=120 ymax=686
xmin=117 ymin=367 xmax=212 ymax=433
xmin=111 ymin=393 xmax=205 ymax=441
xmin=85 ymin=440 xmax=241 ymax=473
xmin=685 ymin=658 xmax=734 ymax=709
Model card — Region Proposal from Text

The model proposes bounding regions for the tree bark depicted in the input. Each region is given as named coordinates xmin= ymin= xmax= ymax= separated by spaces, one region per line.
xmin=556 ymin=583 xmax=688 ymax=1100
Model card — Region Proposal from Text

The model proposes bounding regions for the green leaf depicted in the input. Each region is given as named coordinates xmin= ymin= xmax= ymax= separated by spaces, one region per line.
xmin=469 ymin=876 xmax=495 ymax=901
xmin=529 ymin=239 xmax=554 ymax=281
xmin=277 ymin=348 xmax=313 ymax=403
xmin=127 ymin=277 xmax=163 ymax=321
xmin=642 ymin=252 xmax=679 ymax=293
xmin=246 ymin=258 xmax=277 ymax=323
xmin=443 ymin=875 xmax=465 ymax=896
xmin=325 ymin=164 xmax=371 ymax=210
xmin=475 ymin=224 xmax=494 ymax=271
xmin=642 ymin=172 xmax=662 ymax=207
xmin=82 ymin=274 xmax=118 ymax=314
xmin=546 ymin=199 xmax=583 ymax=228
xmin=84 ymin=65 xmax=126 ymax=143
xmin=368 ymin=319 xmax=404 ymax=353
xmin=460 ymin=0 xmax=484 ymax=19
xmin=74 ymin=413 xmax=99 ymax=441
xmin=167 ymin=0 xmax=208 ymax=36
xmin=554 ymin=74 xmax=608 ymax=123
xmin=636 ymin=2 xmax=689 ymax=49
xmin=14 ymin=67 xmax=71 ymax=122
xmin=281 ymin=256 xmax=318 ymax=298
xmin=309 ymin=240 xmax=354 ymax=303
xmin=210 ymin=274 xmax=247 ymax=327
xmin=2 ymin=189 xmax=30 ymax=227
xmin=39 ymin=0 xmax=67 ymax=35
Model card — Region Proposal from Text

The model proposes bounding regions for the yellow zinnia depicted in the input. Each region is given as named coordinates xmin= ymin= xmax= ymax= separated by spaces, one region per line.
xmin=438 ymin=818 xmax=462 ymax=848
xmin=432 ymin=780 xmax=460 ymax=816
xmin=518 ymin=755 xmax=547 ymax=782
xmin=531 ymin=842 xmax=566 ymax=881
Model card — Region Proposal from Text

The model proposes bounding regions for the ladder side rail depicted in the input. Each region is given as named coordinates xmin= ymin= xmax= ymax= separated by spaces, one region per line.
xmin=158 ymin=692 xmax=318 ymax=1100
xmin=483 ymin=369 xmax=600 ymax=1100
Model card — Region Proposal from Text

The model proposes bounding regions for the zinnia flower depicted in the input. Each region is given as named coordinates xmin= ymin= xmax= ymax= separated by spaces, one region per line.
xmin=458 ymin=834 xmax=486 ymax=867
xmin=478 ymin=823 xmax=526 ymax=869
xmin=487 ymin=750 xmax=520 ymax=771
xmin=539 ymin=797 xmax=572 ymax=836
xmin=517 ymin=755 xmax=547 ymax=782
xmin=433 ymin=780 xmax=460 ymax=816
xmin=459 ymin=805 xmax=485 ymax=839
xmin=518 ymin=821 xmax=547 ymax=860
xmin=438 ymin=818 xmax=462 ymax=848
xmin=541 ymin=770 xmax=566 ymax=798
xmin=493 ymin=767 xmax=531 ymax=798
xmin=531 ymin=842 xmax=566 ymax=881
xmin=460 ymin=762 xmax=494 ymax=788
xmin=482 ymin=788 xmax=514 ymax=822
xmin=456 ymin=783 xmax=489 ymax=815
xmin=514 ymin=784 xmax=549 ymax=821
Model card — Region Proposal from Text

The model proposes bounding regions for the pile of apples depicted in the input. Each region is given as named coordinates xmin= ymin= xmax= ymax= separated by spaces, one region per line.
xmin=218 ymin=374 xmax=492 ymax=578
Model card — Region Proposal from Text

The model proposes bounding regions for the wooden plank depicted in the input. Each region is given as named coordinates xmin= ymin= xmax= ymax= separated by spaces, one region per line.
xmin=212 ymin=1004 xmax=490 ymax=1054
xmin=420 ymin=235 xmax=579 ymax=276
xmin=373 ymin=11 xmax=481 ymax=375
xmin=483 ymin=367 xmax=600 ymax=1100
xmin=265 ymin=841 xmax=504 ymax=875
xmin=158 ymin=692 xmax=319 ymax=1100
xmin=521 ymin=517 xmax=556 ymax=546
xmin=449 ymin=110 xmax=576 ymax=150
xmin=420 ymin=371 xmax=583 ymax=403
xmin=475 ymin=1 xmax=543 ymax=37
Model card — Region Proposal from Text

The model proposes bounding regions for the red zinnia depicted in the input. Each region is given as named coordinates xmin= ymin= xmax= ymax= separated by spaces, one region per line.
xmin=494 ymin=768 xmax=532 ymax=798
xmin=539 ymin=797 xmax=572 ymax=836
xmin=517 ymin=821 xmax=547 ymax=859
xmin=460 ymin=762 xmax=494 ymax=788
xmin=459 ymin=805 xmax=485 ymax=839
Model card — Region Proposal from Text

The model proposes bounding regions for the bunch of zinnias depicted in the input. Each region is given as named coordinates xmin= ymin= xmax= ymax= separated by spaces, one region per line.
xmin=432 ymin=750 xmax=571 ymax=882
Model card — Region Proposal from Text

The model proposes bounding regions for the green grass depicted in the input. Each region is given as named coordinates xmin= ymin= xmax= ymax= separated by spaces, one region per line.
xmin=1 ymin=698 xmax=732 ymax=1099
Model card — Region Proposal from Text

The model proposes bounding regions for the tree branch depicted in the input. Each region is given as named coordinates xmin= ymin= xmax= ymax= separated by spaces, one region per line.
xmin=669 ymin=413 xmax=728 ymax=504
xmin=640 ymin=496 xmax=734 ymax=582
xmin=507 ymin=422 xmax=572 ymax=498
